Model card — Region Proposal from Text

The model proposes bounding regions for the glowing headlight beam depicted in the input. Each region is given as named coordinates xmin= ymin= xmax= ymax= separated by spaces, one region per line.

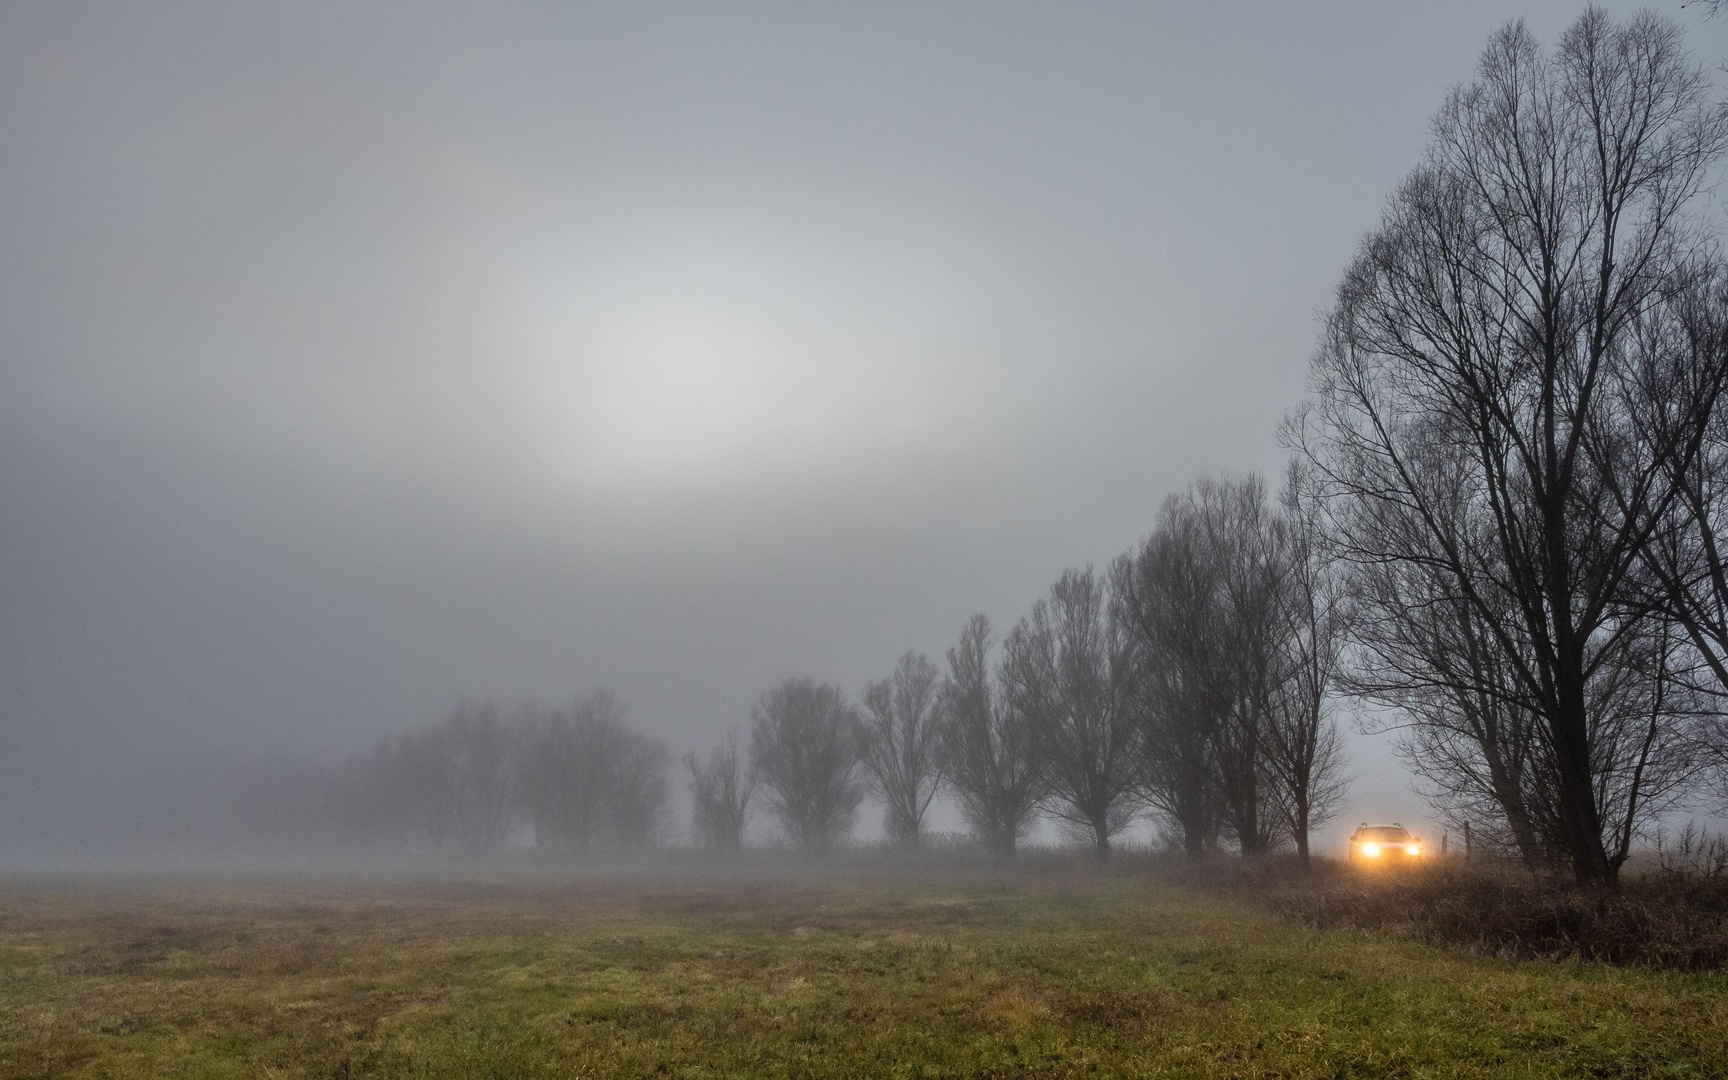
xmin=1362 ymin=843 xmax=1381 ymax=857
xmin=1407 ymin=845 xmax=1421 ymax=856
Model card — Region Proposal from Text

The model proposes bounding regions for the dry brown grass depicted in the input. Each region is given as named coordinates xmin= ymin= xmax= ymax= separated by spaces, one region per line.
xmin=1184 ymin=854 xmax=1728 ymax=970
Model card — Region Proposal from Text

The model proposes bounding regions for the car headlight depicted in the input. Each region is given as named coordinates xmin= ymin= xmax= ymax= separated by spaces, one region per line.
xmin=1362 ymin=842 xmax=1381 ymax=857
xmin=1406 ymin=845 xmax=1420 ymax=856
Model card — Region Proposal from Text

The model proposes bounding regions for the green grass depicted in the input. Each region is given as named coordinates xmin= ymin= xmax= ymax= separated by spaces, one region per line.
xmin=1 ymin=866 xmax=1724 ymax=1078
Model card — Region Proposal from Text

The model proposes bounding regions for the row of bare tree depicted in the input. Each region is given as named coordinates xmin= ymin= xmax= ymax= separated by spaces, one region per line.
xmin=685 ymin=470 xmax=1350 ymax=863
xmin=1285 ymin=9 xmax=1728 ymax=885
xmin=355 ymin=693 xmax=670 ymax=855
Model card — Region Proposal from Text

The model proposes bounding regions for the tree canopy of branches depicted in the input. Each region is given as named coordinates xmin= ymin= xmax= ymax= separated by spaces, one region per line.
xmin=860 ymin=652 xmax=946 ymax=848
xmin=749 ymin=678 xmax=866 ymax=853
xmin=1288 ymin=8 xmax=1728 ymax=884
xmin=1004 ymin=568 xmax=1140 ymax=859
xmin=939 ymin=615 xmax=1046 ymax=859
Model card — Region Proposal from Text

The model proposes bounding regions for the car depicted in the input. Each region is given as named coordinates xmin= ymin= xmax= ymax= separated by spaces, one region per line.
xmin=1348 ymin=823 xmax=1423 ymax=864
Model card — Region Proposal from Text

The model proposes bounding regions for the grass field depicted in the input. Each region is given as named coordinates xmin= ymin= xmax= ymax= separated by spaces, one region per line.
xmin=2 ymin=863 xmax=1725 ymax=1078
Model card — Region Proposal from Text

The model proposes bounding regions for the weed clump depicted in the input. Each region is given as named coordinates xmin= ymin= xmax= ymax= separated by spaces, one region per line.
xmin=1181 ymin=849 xmax=1728 ymax=971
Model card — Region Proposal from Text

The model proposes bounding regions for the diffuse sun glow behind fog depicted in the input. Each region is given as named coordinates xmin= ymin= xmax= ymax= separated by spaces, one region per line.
xmin=497 ymin=197 xmax=1021 ymax=491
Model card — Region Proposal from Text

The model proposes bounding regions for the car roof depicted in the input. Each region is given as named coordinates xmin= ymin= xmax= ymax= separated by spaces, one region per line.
xmin=1353 ymin=825 xmax=1411 ymax=840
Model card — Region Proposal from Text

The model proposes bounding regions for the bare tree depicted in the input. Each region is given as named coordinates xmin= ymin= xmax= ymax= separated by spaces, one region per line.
xmin=1371 ymin=563 xmax=1706 ymax=870
xmin=520 ymin=691 xmax=668 ymax=854
xmin=386 ymin=700 xmax=520 ymax=855
xmin=1266 ymin=462 xmax=1352 ymax=865
xmin=1119 ymin=474 xmax=1341 ymax=860
xmin=1004 ymin=568 xmax=1140 ymax=859
xmin=860 ymin=652 xmax=946 ymax=848
xmin=522 ymin=691 xmax=623 ymax=853
xmin=1114 ymin=505 xmax=1221 ymax=859
xmin=1345 ymin=520 xmax=1557 ymax=865
xmin=1339 ymin=461 xmax=1703 ymax=871
xmin=939 ymin=615 xmax=1045 ymax=859
xmin=1196 ymin=476 xmax=1290 ymax=855
xmin=610 ymin=729 xmax=671 ymax=849
xmin=686 ymin=728 xmax=755 ymax=852
xmin=750 ymin=678 xmax=866 ymax=854
xmin=1287 ymin=9 xmax=1728 ymax=884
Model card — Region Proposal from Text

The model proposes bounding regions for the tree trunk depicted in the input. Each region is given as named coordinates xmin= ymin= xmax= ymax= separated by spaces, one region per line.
xmin=1553 ymin=647 xmax=1615 ymax=886
xmin=1182 ymin=817 xmax=1207 ymax=860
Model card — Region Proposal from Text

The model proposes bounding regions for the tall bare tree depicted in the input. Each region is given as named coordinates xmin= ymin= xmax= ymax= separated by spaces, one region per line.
xmin=1287 ymin=9 xmax=1728 ymax=884
xmin=1114 ymin=504 xmax=1221 ymax=858
xmin=1266 ymin=462 xmax=1352 ymax=865
xmin=750 ymin=678 xmax=866 ymax=854
xmin=940 ymin=615 xmax=1045 ymax=859
xmin=1004 ymin=568 xmax=1140 ymax=860
xmin=860 ymin=652 xmax=946 ymax=848
xmin=1196 ymin=476 xmax=1289 ymax=855
xmin=686 ymin=729 xmax=755 ymax=852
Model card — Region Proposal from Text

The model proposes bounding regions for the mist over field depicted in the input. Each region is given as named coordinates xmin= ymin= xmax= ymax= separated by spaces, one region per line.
xmin=17 ymin=7 xmax=1728 ymax=1078
xmin=4 ymin=1 xmax=1728 ymax=868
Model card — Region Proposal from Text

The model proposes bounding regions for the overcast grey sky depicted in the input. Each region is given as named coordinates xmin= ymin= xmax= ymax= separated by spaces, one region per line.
xmin=5 ymin=2 xmax=1725 ymax=852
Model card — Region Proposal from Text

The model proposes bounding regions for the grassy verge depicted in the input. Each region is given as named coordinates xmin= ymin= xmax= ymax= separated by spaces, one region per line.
xmin=1186 ymin=856 xmax=1728 ymax=970
xmin=1 ymin=866 xmax=1725 ymax=1078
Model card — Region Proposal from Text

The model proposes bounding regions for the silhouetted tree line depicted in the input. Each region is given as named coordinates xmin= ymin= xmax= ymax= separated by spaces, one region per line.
xmin=696 ymin=468 xmax=1349 ymax=865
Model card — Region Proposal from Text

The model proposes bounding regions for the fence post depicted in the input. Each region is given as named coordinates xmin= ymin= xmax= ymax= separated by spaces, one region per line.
xmin=1463 ymin=821 xmax=1472 ymax=861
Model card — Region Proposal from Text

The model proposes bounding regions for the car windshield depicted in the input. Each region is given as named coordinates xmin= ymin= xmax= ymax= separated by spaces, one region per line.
xmin=1359 ymin=827 xmax=1411 ymax=842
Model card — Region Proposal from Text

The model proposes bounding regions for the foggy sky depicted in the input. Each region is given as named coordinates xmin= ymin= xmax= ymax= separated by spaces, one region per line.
xmin=6 ymin=2 xmax=1725 ymax=854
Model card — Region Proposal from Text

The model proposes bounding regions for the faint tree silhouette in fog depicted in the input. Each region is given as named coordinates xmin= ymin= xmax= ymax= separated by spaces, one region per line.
xmin=940 ymin=615 xmax=1045 ymax=860
xmin=1005 ymin=569 xmax=1140 ymax=860
xmin=860 ymin=652 xmax=947 ymax=848
xmin=385 ymin=700 xmax=520 ymax=855
xmin=750 ymin=679 xmax=866 ymax=853
xmin=521 ymin=692 xmax=621 ymax=853
xmin=519 ymin=691 xmax=669 ymax=853
xmin=686 ymin=728 xmax=755 ymax=852
xmin=1286 ymin=9 xmax=1728 ymax=884
xmin=610 ymin=727 xmax=672 ymax=848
